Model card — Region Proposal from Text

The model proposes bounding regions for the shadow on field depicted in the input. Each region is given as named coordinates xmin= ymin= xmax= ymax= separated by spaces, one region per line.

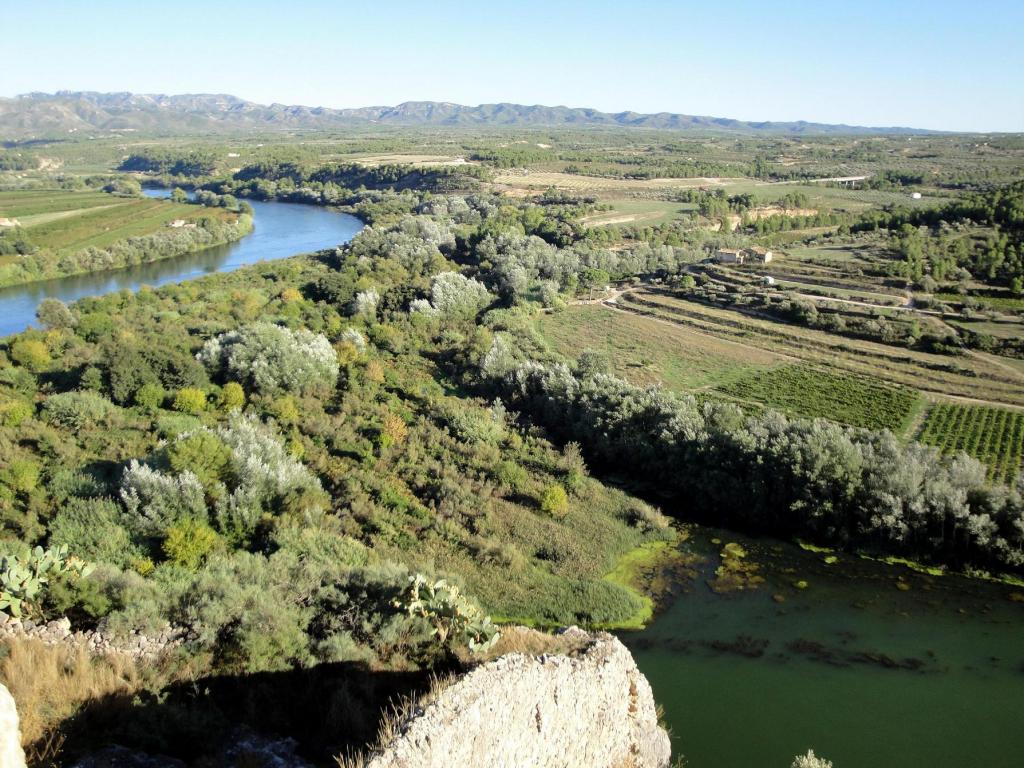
xmin=37 ymin=661 xmax=443 ymax=767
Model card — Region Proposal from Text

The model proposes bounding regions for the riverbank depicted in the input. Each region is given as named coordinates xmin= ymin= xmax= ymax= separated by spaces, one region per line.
xmin=0 ymin=213 xmax=253 ymax=288
xmin=0 ymin=196 xmax=363 ymax=337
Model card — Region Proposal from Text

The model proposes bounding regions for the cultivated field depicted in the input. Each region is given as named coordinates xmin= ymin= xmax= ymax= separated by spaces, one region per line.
xmin=918 ymin=403 xmax=1024 ymax=482
xmin=616 ymin=288 xmax=1024 ymax=408
xmin=579 ymin=199 xmax=697 ymax=228
xmin=537 ymin=305 xmax=923 ymax=432
xmin=493 ymin=172 xmax=938 ymax=212
xmin=719 ymin=363 xmax=922 ymax=432
xmin=0 ymin=189 xmax=230 ymax=252
xmin=536 ymin=304 xmax=786 ymax=391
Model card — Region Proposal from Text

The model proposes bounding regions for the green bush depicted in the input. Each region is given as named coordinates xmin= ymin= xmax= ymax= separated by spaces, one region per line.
xmin=42 ymin=390 xmax=117 ymax=429
xmin=495 ymin=460 xmax=528 ymax=492
xmin=48 ymin=497 xmax=141 ymax=568
xmin=0 ymin=398 xmax=33 ymax=427
xmin=219 ymin=381 xmax=246 ymax=412
xmin=540 ymin=484 xmax=569 ymax=517
xmin=166 ymin=430 xmax=231 ymax=487
xmin=2 ymin=459 xmax=41 ymax=494
xmin=163 ymin=520 xmax=220 ymax=569
xmin=134 ymin=382 xmax=166 ymax=411
xmin=173 ymin=387 xmax=207 ymax=414
xmin=155 ymin=413 xmax=204 ymax=439
xmin=10 ymin=338 xmax=50 ymax=371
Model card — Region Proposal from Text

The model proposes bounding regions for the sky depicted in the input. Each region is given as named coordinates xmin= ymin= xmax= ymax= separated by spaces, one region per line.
xmin=2 ymin=0 xmax=1022 ymax=132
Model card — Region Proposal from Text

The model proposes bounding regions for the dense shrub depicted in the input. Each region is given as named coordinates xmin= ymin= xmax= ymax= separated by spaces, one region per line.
xmin=48 ymin=498 xmax=140 ymax=568
xmin=42 ymin=391 xmax=117 ymax=429
xmin=197 ymin=323 xmax=338 ymax=396
xmin=486 ymin=346 xmax=1024 ymax=571
xmin=120 ymin=462 xmax=208 ymax=539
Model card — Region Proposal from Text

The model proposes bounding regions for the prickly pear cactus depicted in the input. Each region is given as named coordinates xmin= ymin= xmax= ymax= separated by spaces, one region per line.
xmin=0 ymin=544 xmax=93 ymax=618
xmin=395 ymin=573 xmax=499 ymax=653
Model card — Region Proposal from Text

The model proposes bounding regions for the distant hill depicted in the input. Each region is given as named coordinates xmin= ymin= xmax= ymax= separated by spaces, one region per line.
xmin=0 ymin=91 xmax=940 ymax=137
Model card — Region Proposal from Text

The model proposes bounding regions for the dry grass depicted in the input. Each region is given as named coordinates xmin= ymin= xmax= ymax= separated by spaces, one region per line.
xmin=492 ymin=171 xmax=750 ymax=192
xmin=475 ymin=625 xmax=591 ymax=661
xmin=1 ymin=639 xmax=140 ymax=747
xmin=0 ymin=638 xmax=183 ymax=764
xmin=536 ymin=304 xmax=785 ymax=392
xmin=334 ymin=672 xmax=457 ymax=768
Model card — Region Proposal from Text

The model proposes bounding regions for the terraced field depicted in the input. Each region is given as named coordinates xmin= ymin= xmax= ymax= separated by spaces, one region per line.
xmin=536 ymin=304 xmax=785 ymax=391
xmin=537 ymin=304 xmax=921 ymax=432
xmin=918 ymin=404 xmax=1024 ymax=482
xmin=615 ymin=288 xmax=1024 ymax=408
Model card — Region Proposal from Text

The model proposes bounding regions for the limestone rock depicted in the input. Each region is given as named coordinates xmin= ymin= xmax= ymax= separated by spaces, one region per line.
xmin=365 ymin=630 xmax=671 ymax=768
xmin=0 ymin=683 xmax=26 ymax=768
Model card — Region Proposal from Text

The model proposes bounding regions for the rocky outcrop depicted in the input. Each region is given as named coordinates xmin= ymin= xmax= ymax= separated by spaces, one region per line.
xmin=2 ymin=628 xmax=670 ymax=768
xmin=0 ymin=683 xmax=26 ymax=768
xmin=364 ymin=628 xmax=671 ymax=768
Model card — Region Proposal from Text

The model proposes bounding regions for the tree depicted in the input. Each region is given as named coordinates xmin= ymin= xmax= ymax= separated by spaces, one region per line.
xmin=36 ymin=298 xmax=74 ymax=330
xmin=428 ymin=271 xmax=493 ymax=318
xmin=10 ymin=338 xmax=49 ymax=371
xmin=171 ymin=187 xmax=188 ymax=204
xmin=198 ymin=323 xmax=339 ymax=396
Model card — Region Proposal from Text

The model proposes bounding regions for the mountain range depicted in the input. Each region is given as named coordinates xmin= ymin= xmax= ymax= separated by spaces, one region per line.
xmin=0 ymin=91 xmax=939 ymax=137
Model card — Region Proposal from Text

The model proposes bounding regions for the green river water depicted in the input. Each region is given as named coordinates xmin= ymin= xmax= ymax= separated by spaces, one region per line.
xmin=624 ymin=531 xmax=1024 ymax=768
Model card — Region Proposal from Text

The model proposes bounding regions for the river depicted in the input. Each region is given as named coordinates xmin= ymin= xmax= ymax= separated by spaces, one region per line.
xmin=5 ymin=188 xmax=1021 ymax=767
xmin=0 ymin=189 xmax=364 ymax=337
xmin=625 ymin=529 xmax=1024 ymax=768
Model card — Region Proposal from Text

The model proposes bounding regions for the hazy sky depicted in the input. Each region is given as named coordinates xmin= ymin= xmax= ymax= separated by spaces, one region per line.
xmin=3 ymin=0 xmax=1022 ymax=131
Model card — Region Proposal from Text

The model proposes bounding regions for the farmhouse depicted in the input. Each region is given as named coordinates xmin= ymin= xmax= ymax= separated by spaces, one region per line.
xmin=745 ymin=246 xmax=774 ymax=263
xmin=714 ymin=247 xmax=774 ymax=264
xmin=168 ymin=219 xmax=187 ymax=228
xmin=0 ymin=218 xmax=20 ymax=227
xmin=715 ymin=248 xmax=745 ymax=264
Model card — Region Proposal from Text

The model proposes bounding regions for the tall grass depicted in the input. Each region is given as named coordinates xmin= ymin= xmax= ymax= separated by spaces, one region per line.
xmin=0 ymin=639 xmax=175 ymax=766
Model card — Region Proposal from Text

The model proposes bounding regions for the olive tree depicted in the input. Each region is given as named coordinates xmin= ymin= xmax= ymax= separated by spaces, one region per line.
xmin=197 ymin=322 xmax=338 ymax=396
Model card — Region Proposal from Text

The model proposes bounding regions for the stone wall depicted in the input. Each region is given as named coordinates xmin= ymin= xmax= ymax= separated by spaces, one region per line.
xmin=364 ymin=628 xmax=671 ymax=768
xmin=0 ymin=614 xmax=185 ymax=659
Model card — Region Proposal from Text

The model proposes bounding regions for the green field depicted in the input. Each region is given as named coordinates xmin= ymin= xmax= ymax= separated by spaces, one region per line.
xmin=581 ymin=198 xmax=697 ymax=228
xmin=536 ymin=304 xmax=785 ymax=390
xmin=936 ymin=292 xmax=1024 ymax=312
xmin=918 ymin=403 xmax=1024 ymax=482
xmin=0 ymin=189 xmax=220 ymax=252
xmin=536 ymin=305 xmax=923 ymax=432
xmin=717 ymin=363 xmax=923 ymax=432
